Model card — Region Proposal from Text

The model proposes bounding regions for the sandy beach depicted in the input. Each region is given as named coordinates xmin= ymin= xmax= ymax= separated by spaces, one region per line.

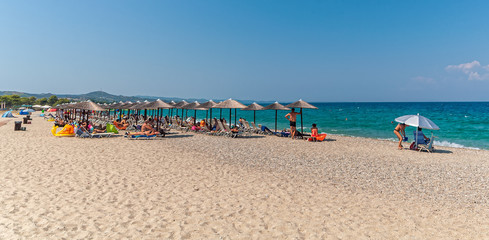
xmin=1 ymin=113 xmax=489 ymax=239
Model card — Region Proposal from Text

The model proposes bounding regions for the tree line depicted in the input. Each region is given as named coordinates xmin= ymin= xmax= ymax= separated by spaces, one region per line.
xmin=0 ymin=95 xmax=70 ymax=109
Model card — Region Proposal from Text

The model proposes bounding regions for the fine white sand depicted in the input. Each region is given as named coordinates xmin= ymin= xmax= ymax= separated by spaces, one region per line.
xmin=1 ymin=113 xmax=489 ymax=239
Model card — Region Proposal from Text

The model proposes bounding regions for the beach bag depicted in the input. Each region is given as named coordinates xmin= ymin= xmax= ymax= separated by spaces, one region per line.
xmin=410 ymin=142 xmax=418 ymax=150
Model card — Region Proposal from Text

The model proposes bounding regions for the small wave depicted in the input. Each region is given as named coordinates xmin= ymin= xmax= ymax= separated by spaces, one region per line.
xmin=434 ymin=140 xmax=480 ymax=150
xmin=379 ymin=138 xmax=397 ymax=141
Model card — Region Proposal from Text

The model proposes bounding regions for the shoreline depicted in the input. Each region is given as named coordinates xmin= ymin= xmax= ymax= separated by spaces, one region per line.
xmin=326 ymin=132 xmax=488 ymax=152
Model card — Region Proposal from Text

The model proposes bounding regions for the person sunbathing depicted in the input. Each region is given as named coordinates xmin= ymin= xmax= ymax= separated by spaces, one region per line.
xmin=259 ymin=124 xmax=273 ymax=134
xmin=231 ymin=126 xmax=240 ymax=133
xmin=114 ymin=117 xmax=129 ymax=129
xmin=55 ymin=118 xmax=66 ymax=127
xmin=92 ymin=124 xmax=107 ymax=134
xmin=126 ymin=119 xmax=159 ymax=136
xmin=191 ymin=124 xmax=201 ymax=131
xmin=79 ymin=121 xmax=90 ymax=132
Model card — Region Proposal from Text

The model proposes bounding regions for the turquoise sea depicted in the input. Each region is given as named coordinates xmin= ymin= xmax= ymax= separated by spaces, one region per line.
xmin=128 ymin=102 xmax=489 ymax=150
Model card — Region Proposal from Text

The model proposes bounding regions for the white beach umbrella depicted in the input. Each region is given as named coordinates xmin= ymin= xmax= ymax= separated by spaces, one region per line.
xmin=395 ymin=113 xmax=439 ymax=149
xmin=395 ymin=114 xmax=439 ymax=130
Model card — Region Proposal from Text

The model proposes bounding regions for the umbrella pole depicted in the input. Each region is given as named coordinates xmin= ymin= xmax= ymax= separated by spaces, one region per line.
xmin=301 ymin=108 xmax=304 ymax=135
xmin=229 ymin=108 xmax=232 ymax=127
xmin=194 ymin=110 xmax=196 ymax=125
xmin=275 ymin=110 xmax=278 ymax=133
xmin=416 ymin=130 xmax=418 ymax=150
xmin=254 ymin=110 xmax=256 ymax=124
xmin=235 ymin=109 xmax=237 ymax=126
xmin=210 ymin=109 xmax=213 ymax=129
xmin=157 ymin=108 xmax=161 ymax=131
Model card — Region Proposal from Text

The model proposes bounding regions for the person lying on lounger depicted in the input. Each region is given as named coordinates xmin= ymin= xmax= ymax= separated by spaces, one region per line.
xmin=126 ymin=119 xmax=159 ymax=136
xmin=92 ymin=124 xmax=107 ymax=133
xmin=259 ymin=124 xmax=274 ymax=134
xmin=231 ymin=126 xmax=240 ymax=133
xmin=120 ymin=118 xmax=130 ymax=128
xmin=79 ymin=121 xmax=90 ymax=132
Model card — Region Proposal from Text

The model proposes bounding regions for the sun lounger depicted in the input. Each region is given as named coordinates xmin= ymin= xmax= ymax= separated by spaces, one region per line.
xmin=126 ymin=134 xmax=158 ymax=140
xmin=76 ymin=132 xmax=114 ymax=138
xmin=418 ymin=135 xmax=436 ymax=153
xmin=216 ymin=120 xmax=231 ymax=137
xmin=241 ymin=121 xmax=254 ymax=136
xmin=250 ymin=122 xmax=265 ymax=134
xmin=223 ymin=123 xmax=242 ymax=138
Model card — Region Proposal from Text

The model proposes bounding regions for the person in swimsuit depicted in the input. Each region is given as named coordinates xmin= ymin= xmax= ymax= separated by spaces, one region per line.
xmin=127 ymin=119 xmax=159 ymax=136
xmin=285 ymin=108 xmax=302 ymax=139
xmin=310 ymin=123 xmax=319 ymax=142
xmin=394 ymin=123 xmax=407 ymax=150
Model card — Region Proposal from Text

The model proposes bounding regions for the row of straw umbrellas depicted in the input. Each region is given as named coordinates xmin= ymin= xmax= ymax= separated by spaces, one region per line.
xmin=58 ymin=99 xmax=317 ymax=134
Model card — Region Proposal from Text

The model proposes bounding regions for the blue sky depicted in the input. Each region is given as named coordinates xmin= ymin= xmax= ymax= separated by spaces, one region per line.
xmin=1 ymin=1 xmax=489 ymax=102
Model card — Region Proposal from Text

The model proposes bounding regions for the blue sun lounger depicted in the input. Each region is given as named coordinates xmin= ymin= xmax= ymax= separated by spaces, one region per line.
xmin=126 ymin=134 xmax=158 ymax=140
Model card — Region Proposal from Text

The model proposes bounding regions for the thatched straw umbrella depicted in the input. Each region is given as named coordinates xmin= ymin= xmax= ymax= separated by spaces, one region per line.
xmin=213 ymin=99 xmax=246 ymax=127
xmin=241 ymin=102 xmax=264 ymax=124
xmin=169 ymin=100 xmax=176 ymax=117
xmin=200 ymin=100 xmax=217 ymax=126
xmin=263 ymin=102 xmax=290 ymax=133
xmin=182 ymin=101 xmax=203 ymax=125
xmin=73 ymin=100 xmax=106 ymax=121
xmin=174 ymin=100 xmax=189 ymax=119
xmin=119 ymin=101 xmax=133 ymax=118
xmin=285 ymin=99 xmax=318 ymax=135
xmin=146 ymin=99 xmax=174 ymax=130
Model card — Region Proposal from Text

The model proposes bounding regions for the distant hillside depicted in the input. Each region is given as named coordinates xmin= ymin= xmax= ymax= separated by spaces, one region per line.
xmin=0 ymin=90 xmax=209 ymax=103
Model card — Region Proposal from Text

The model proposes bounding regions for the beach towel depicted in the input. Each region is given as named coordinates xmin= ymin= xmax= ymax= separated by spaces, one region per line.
xmin=106 ymin=123 xmax=119 ymax=134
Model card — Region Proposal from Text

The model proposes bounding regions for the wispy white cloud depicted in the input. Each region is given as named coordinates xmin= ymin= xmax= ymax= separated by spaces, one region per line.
xmin=446 ymin=60 xmax=489 ymax=80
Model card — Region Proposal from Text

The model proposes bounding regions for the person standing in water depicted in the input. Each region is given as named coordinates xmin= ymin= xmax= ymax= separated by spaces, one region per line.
xmin=285 ymin=108 xmax=302 ymax=139
xmin=394 ymin=123 xmax=407 ymax=150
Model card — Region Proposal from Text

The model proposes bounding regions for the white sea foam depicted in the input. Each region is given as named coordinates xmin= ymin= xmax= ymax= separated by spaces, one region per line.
xmin=379 ymin=138 xmax=398 ymax=141
xmin=434 ymin=140 xmax=480 ymax=150
xmin=326 ymin=133 xmax=483 ymax=150
xmin=372 ymin=137 xmax=481 ymax=150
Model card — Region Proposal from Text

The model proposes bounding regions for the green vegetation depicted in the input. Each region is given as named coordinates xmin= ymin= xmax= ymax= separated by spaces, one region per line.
xmin=0 ymin=94 xmax=70 ymax=109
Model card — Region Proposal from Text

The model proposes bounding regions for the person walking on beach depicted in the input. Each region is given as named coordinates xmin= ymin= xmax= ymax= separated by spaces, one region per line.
xmin=394 ymin=123 xmax=407 ymax=150
xmin=285 ymin=108 xmax=302 ymax=139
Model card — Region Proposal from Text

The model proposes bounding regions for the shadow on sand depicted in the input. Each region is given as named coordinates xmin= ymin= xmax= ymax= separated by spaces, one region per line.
xmin=242 ymin=135 xmax=266 ymax=139
xmin=432 ymin=149 xmax=453 ymax=154
xmin=166 ymin=134 xmax=194 ymax=139
xmin=323 ymin=139 xmax=337 ymax=142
